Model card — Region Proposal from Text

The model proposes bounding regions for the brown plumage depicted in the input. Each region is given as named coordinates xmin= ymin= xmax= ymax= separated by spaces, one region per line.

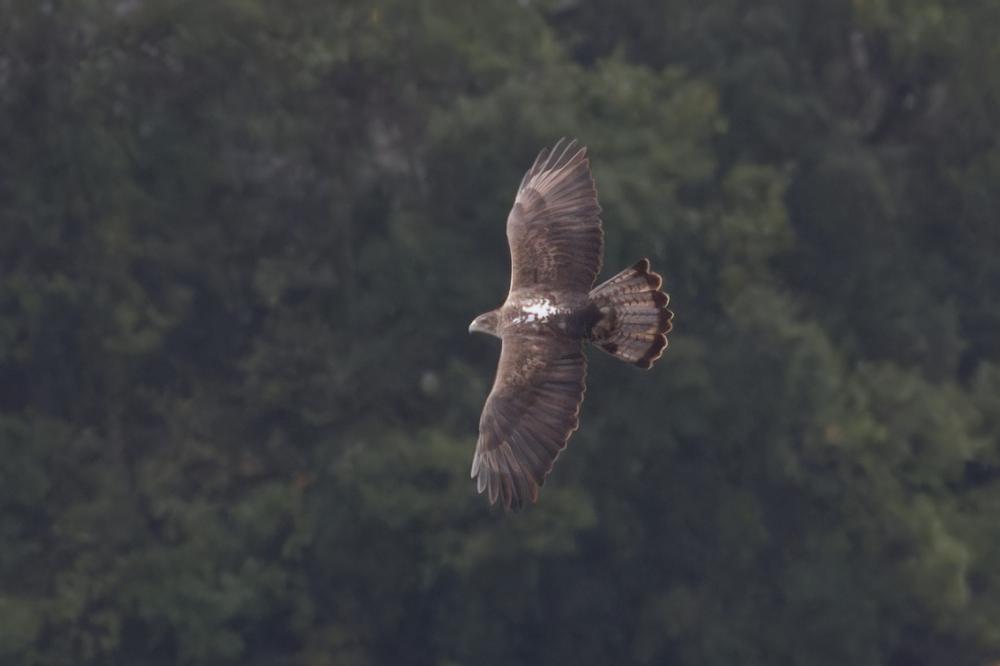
xmin=468 ymin=139 xmax=673 ymax=510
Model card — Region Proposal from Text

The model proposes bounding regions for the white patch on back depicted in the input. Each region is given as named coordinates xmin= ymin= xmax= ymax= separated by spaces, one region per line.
xmin=523 ymin=299 xmax=557 ymax=318
xmin=510 ymin=298 xmax=562 ymax=326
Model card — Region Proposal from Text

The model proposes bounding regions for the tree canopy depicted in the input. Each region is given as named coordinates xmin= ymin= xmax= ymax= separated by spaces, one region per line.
xmin=2 ymin=0 xmax=1000 ymax=664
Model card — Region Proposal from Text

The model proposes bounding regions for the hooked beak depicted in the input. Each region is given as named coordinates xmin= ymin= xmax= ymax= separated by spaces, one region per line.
xmin=468 ymin=311 xmax=498 ymax=337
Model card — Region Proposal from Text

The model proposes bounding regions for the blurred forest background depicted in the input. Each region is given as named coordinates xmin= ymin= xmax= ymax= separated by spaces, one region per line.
xmin=3 ymin=0 xmax=1000 ymax=664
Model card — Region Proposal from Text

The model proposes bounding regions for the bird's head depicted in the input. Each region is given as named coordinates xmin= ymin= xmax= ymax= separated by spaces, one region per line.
xmin=469 ymin=310 xmax=500 ymax=337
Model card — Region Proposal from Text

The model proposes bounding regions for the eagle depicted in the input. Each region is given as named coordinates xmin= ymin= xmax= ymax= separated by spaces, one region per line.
xmin=468 ymin=139 xmax=673 ymax=510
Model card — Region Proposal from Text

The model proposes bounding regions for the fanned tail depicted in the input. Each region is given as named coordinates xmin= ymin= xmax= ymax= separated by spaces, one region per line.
xmin=588 ymin=258 xmax=673 ymax=369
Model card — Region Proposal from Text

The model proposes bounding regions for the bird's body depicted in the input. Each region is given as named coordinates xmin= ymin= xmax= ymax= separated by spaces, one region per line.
xmin=469 ymin=139 xmax=673 ymax=510
xmin=500 ymin=292 xmax=598 ymax=338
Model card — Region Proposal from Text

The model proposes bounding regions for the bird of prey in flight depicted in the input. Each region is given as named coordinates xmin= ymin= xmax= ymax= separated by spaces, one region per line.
xmin=468 ymin=139 xmax=673 ymax=510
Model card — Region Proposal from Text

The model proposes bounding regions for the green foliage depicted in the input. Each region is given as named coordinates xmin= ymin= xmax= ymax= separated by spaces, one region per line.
xmin=2 ymin=0 xmax=1000 ymax=664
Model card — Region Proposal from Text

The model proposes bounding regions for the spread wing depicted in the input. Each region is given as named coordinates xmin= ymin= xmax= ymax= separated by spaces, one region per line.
xmin=471 ymin=334 xmax=587 ymax=510
xmin=507 ymin=139 xmax=603 ymax=293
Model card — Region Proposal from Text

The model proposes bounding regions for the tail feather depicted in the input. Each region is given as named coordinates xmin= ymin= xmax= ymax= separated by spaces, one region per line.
xmin=588 ymin=258 xmax=673 ymax=369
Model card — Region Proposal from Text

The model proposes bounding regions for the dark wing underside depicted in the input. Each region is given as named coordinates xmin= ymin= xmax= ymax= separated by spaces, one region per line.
xmin=472 ymin=334 xmax=587 ymax=510
xmin=507 ymin=139 xmax=604 ymax=293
